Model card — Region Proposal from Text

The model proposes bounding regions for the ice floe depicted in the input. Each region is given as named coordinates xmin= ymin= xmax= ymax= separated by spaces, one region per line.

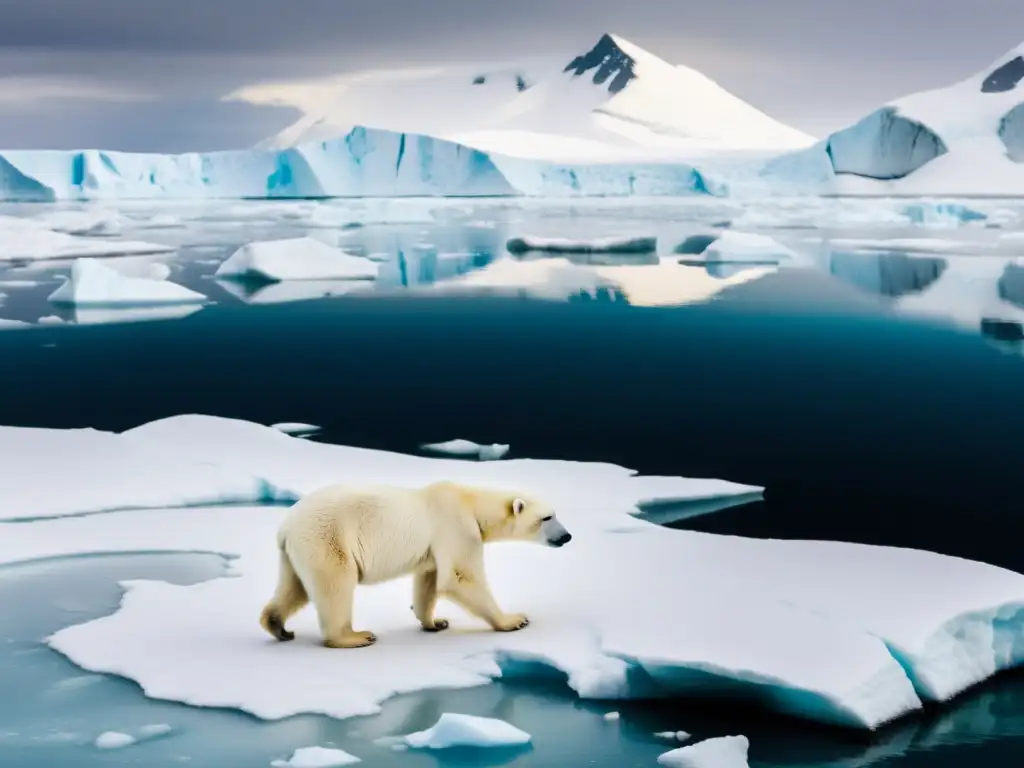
xmin=2 ymin=415 xmax=1023 ymax=732
xmin=48 ymin=258 xmax=207 ymax=306
xmin=271 ymin=746 xmax=361 ymax=767
xmin=0 ymin=215 xmax=172 ymax=261
xmin=678 ymin=231 xmax=797 ymax=264
xmin=420 ymin=438 xmax=510 ymax=461
xmin=397 ymin=713 xmax=531 ymax=749
xmin=214 ymin=237 xmax=380 ymax=282
xmin=658 ymin=735 xmax=749 ymax=768
xmin=506 ymin=235 xmax=657 ymax=255
xmin=94 ymin=731 xmax=135 ymax=749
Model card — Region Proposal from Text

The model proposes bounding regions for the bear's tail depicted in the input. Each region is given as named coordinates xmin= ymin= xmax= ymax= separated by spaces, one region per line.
xmin=259 ymin=536 xmax=308 ymax=642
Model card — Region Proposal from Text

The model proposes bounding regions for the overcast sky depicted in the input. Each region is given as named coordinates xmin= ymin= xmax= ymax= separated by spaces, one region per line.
xmin=1 ymin=0 xmax=1022 ymax=152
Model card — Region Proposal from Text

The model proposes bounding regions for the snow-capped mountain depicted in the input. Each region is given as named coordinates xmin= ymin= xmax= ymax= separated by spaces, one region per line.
xmin=237 ymin=34 xmax=814 ymax=159
xmin=765 ymin=40 xmax=1024 ymax=194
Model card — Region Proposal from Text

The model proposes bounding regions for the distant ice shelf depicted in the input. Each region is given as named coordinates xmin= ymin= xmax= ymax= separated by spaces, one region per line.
xmin=0 ymin=125 xmax=722 ymax=202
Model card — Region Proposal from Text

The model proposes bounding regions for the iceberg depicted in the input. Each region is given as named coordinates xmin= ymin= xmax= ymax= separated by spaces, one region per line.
xmin=271 ymin=747 xmax=361 ymax=767
xmin=680 ymin=231 xmax=797 ymax=264
xmin=215 ymin=237 xmax=379 ymax=282
xmin=658 ymin=736 xmax=750 ymax=768
xmin=764 ymin=40 xmax=1024 ymax=194
xmin=47 ymin=258 xmax=207 ymax=306
xmin=397 ymin=713 xmax=531 ymax=749
xmin=506 ymin=235 xmax=657 ymax=255
xmin=4 ymin=416 xmax=1024 ymax=731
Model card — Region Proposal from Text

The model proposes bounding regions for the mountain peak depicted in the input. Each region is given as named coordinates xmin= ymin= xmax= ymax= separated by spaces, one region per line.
xmin=563 ymin=33 xmax=638 ymax=94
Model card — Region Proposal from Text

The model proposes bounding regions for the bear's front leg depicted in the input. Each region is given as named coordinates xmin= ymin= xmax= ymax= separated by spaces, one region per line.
xmin=441 ymin=567 xmax=529 ymax=632
xmin=412 ymin=568 xmax=449 ymax=632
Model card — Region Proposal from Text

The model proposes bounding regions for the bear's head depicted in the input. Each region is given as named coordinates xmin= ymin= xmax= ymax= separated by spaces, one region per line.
xmin=509 ymin=496 xmax=572 ymax=548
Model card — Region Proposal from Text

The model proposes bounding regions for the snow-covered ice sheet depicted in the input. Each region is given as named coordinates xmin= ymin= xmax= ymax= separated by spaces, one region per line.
xmin=397 ymin=713 xmax=531 ymax=749
xmin=0 ymin=214 xmax=172 ymax=261
xmin=47 ymin=258 xmax=207 ymax=306
xmin=215 ymin=237 xmax=379 ymax=282
xmin=658 ymin=735 xmax=749 ymax=768
xmin=421 ymin=439 xmax=510 ymax=461
xmin=2 ymin=417 xmax=1024 ymax=730
xmin=506 ymin=235 xmax=657 ymax=255
xmin=271 ymin=746 xmax=361 ymax=767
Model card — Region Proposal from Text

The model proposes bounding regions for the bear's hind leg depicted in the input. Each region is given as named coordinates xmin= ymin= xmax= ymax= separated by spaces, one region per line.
xmin=412 ymin=568 xmax=449 ymax=632
xmin=309 ymin=545 xmax=377 ymax=649
xmin=260 ymin=546 xmax=309 ymax=641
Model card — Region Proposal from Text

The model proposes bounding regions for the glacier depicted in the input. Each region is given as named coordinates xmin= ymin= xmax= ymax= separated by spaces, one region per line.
xmin=763 ymin=39 xmax=1024 ymax=194
xmin=0 ymin=125 xmax=720 ymax=201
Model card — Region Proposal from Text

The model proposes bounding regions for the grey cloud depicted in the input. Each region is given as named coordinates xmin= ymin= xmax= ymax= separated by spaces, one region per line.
xmin=0 ymin=0 xmax=1023 ymax=150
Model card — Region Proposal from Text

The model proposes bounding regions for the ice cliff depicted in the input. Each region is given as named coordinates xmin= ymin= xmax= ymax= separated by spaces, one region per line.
xmin=764 ymin=41 xmax=1024 ymax=194
xmin=0 ymin=125 xmax=717 ymax=202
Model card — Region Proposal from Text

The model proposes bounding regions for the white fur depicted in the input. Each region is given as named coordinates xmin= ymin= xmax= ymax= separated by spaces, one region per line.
xmin=259 ymin=481 xmax=570 ymax=648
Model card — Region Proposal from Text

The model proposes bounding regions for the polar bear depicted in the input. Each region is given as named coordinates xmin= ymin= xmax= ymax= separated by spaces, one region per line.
xmin=259 ymin=480 xmax=572 ymax=648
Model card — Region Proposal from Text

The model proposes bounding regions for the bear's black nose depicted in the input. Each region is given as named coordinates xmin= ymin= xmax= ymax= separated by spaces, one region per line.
xmin=552 ymin=532 xmax=572 ymax=547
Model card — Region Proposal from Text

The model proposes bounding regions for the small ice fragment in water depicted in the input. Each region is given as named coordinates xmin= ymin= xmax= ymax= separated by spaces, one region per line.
xmin=271 ymin=422 xmax=321 ymax=437
xmin=420 ymin=439 xmax=509 ymax=461
xmin=94 ymin=731 xmax=136 ymax=749
xmin=400 ymin=713 xmax=531 ymax=749
xmin=270 ymin=746 xmax=361 ymax=767
xmin=655 ymin=731 xmax=691 ymax=741
xmin=603 ymin=711 xmax=621 ymax=721
xmin=138 ymin=723 xmax=173 ymax=739
xmin=658 ymin=735 xmax=749 ymax=768
xmin=507 ymin=235 xmax=657 ymax=255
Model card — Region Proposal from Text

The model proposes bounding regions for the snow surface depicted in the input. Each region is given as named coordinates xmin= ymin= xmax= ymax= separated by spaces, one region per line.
xmin=658 ymin=736 xmax=750 ymax=768
xmin=765 ymin=39 xmax=1024 ymax=194
xmin=271 ymin=746 xmax=361 ymax=767
xmin=0 ymin=214 xmax=172 ymax=261
xmin=399 ymin=713 xmax=531 ymax=749
xmin=506 ymin=235 xmax=657 ymax=255
xmin=240 ymin=34 xmax=812 ymax=155
xmin=94 ymin=731 xmax=135 ymax=749
xmin=215 ymin=237 xmax=379 ymax=282
xmin=48 ymin=258 xmax=207 ymax=306
xmin=421 ymin=439 xmax=510 ymax=461
xmin=3 ymin=416 xmax=1024 ymax=730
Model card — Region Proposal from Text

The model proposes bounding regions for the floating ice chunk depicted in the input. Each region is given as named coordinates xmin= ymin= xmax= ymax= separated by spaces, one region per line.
xmin=94 ymin=731 xmax=135 ymax=749
xmin=37 ymin=315 xmax=64 ymax=324
xmin=902 ymin=202 xmax=987 ymax=227
xmin=271 ymin=422 xmax=321 ymax=437
xmin=506 ymin=235 xmax=657 ymax=255
xmin=602 ymin=711 xmax=621 ymax=721
xmin=401 ymin=713 xmax=531 ymax=749
xmin=421 ymin=438 xmax=510 ymax=461
xmin=215 ymin=237 xmax=379 ymax=282
xmin=271 ymin=746 xmax=361 ymax=767
xmin=655 ymin=731 xmax=691 ymax=741
xmin=0 ymin=215 xmax=172 ymax=261
xmin=48 ymin=258 xmax=206 ymax=306
xmin=827 ymin=237 xmax=980 ymax=254
xmin=658 ymin=735 xmax=749 ymax=768
xmin=62 ymin=304 xmax=204 ymax=326
xmin=0 ymin=317 xmax=29 ymax=328
xmin=136 ymin=723 xmax=173 ymax=739
xmin=37 ymin=210 xmax=124 ymax=237
xmin=698 ymin=231 xmax=796 ymax=264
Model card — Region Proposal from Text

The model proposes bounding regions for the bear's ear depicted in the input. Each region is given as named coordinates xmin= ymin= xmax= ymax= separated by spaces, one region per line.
xmin=511 ymin=498 xmax=526 ymax=516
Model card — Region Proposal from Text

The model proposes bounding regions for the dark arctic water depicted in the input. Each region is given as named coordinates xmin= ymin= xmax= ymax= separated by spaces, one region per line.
xmin=5 ymin=202 xmax=1024 ymax=766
